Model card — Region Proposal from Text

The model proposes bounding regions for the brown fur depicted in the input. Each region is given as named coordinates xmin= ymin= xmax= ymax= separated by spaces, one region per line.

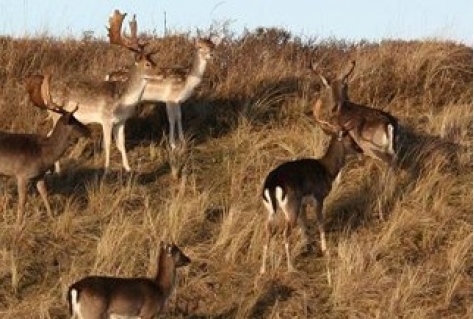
xmin=67 ymin=242 xmax=191 ymax=319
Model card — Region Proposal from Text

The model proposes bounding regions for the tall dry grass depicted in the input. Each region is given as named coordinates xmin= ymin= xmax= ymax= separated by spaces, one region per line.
xmin=0 ymin=28 xmax=472 ymax=318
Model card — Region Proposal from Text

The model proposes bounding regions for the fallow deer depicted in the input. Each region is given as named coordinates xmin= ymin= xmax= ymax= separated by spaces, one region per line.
xmin=2 ymin=75 xmax=90 ymax=226
xmin=260 ymin=129 xmax=361 ymax=276
xmin=67 ymin=242 xmax=191 ymax=319
xmin=312 ymin=60 xmax=399 ymax=166
xmin=106 ymin=35 xmax=221 ymax=149
xmin=26 ymin=10 xmax=160 ymax=174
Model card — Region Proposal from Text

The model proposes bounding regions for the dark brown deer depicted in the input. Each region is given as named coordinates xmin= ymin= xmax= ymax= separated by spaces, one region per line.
xmin=67 ymin=242 xmax=191 ymax=319
xmin=260 ymin=130 xmax=361 ymax=280
xmin=312 ymin=60 xmax=399 ymax=166
xmin=3 ymin=75 xmax=90 ymax=226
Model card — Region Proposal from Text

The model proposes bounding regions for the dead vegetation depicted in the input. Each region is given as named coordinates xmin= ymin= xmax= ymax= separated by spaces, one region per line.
xmin=0 ymin=28 xmax=472 ymax=318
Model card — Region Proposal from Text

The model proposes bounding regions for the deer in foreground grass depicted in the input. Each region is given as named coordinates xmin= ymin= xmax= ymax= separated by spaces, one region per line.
xmin=106 ymin=34 xmax=221 ymax=149
xmin=312 ymin=60 xmax=399 ymax=166
xmin=67 ymin=242 xmax=191 ymax=319
xmin=2 ymin=75 xmax=90 ymax=225
xmin=26 ymin=10 xmax=160 ymax=174
xmin=260 ymin=125 xmax=361 ymax=278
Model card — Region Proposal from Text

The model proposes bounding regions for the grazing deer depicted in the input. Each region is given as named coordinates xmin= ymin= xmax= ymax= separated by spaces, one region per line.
xmin=2 ymin=75 xmax=90 ymax=225
xmin=106 ymin=36 xmax=221 ymax=149
xmin=312 ymin=60 xmax=399 ymax=166
xmin=260 ymin=129 xmax=361 ymax=275
xmin=67 ymin=242 xmax=191 ymax=319
xmin=26 ymin=10 xmax=160 ymax=174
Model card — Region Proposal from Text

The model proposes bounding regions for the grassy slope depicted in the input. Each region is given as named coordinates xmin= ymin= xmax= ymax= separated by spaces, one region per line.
xmin=0 ymin=30 xmax=472 ymax=318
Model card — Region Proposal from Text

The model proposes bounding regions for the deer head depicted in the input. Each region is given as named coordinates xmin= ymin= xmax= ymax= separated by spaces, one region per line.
xmin=107 ymin=9 xmax=158 ymax=68
xmin=311 ymin=60 xmax=355 ymax=117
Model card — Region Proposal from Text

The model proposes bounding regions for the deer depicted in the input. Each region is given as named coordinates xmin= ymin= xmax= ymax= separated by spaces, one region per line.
xmin=26 ymin=10 xmax=161 ymax=174
xmin=67 ymin=241 xmax=191 ymax=319
xmin=260 ymin=125 xmax=361 ymax=279
xmin=105 ymin=35 xmax=221 ymax=149
xmin=311 ymin=60 xmax=399 ymax=166
xmin=2 ymin=75 xmax=90 ymax=226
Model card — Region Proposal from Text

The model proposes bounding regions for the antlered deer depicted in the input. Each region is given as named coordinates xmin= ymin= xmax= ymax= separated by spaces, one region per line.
xmin=26 ymin=10 xmax=161 ymax=174
xmin=4 ymin=75 xmax=90 ymax=226
xmin=312 ymin=60 xmax=399 ymax=166
xmin=106 ymin=36 xmax=221 ymax=149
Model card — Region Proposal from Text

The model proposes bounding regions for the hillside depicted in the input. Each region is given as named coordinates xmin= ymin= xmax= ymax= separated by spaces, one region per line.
xmin=0 ymin=29 xmax=472 ymax=318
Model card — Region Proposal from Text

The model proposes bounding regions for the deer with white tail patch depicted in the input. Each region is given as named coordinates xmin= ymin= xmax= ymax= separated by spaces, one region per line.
xmin=67 ymin=242 xmax=191 ymax=319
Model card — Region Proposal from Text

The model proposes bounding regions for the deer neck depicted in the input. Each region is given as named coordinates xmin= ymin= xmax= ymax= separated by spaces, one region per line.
xmin=185 ymin=52 xmax=208 ymax=91
xmin=319 ymin=139 xmax=346 ymax=180
xmin=119 ymin=69 xmax=148 ymax=106
xmin=41 ymin=120 xmax=73 ymax=164
xmin=155 ymin=253 xmax=177 ymax=299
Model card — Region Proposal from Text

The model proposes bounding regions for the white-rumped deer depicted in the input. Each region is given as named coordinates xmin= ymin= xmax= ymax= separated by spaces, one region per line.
xmin=312 ymin=60 xmax=399 ymax=166
xmin=26 ymin=10 xmax=160 ymax=174
xmin=106 ymin=36 xmax=221 ymax=149
xmin=3 ymin=75 xmax=90 ymax=226
xmin=260 ymin=129 xmax=361 ymax=276
xmin=67 ymin=242 xmax=191 ymax=319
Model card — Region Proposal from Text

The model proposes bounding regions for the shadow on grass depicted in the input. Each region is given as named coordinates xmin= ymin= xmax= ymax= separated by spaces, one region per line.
xmin=248 ymin=279 xmax=295 ymax=318
xmin=125 ymin=76 xmax=305 ymax=151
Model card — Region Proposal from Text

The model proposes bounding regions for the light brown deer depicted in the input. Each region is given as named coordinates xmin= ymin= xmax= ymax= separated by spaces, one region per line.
xmin=3 ymin=75 xmax=90 ymax=225
xmin=26 ymin=10 xmax=160 ymax=174
xmin=260 ymin=129 xmax=361 ymax=278
xmin=106 ymin=35 xmax=221 ymax=149
xmin=67 ymin=242 xmax=191 ymax=319
xmin=312 ymin=60 xmax=399 ymax=166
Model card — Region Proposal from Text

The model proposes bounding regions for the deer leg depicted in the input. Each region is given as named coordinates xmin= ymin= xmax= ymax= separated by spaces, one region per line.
xmin=315 ymin=199 xmax=332 ymax=285
xmin=261 ymin=193 xmax=277 ymax=275
xmin=176 ymin=103 xmax=185 ymax=143
xmin=166 ymin=102 xmax=177 ymax=149
xmin=113 ymin=123 xmax=131 ymax=172
xmin=102 ymin=122 xmax=113 ymax=173
xmin=315 ymin=200 xmax=328 ymax=256
xmin=281 ymin=195 xmax=299 ymax=273
xmin=298 ymin=205 xmax=310 ymax=251
xmin=260 ymin=219 xmax=276 ymax=275
xmin=48 ymin=116 xmax=62 ymax=174
xmin=36 ymin=178 xmax=53 ymax=218
xmin=16 ymin=177 xmax=28 ymax=226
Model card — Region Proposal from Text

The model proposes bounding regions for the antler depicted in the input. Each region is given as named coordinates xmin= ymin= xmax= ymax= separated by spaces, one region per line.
xmin=309 ymin=58 xmax=330 ymax=88
xmin=39 ymin=75 xmax=73 ymax=115
xmin=107 ymin=9 xmax=147 ymax=53
xmin=340 ymin=60 xmax=356 ymax=83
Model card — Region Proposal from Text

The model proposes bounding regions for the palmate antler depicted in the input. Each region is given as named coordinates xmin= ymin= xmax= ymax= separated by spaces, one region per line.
xmin=40 ymin=75 xmax=78 ymax=115
xmin=107 ymin=9 xmax=148 ymax=53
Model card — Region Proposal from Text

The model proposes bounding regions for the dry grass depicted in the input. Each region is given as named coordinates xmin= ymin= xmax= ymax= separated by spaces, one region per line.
xmin=0 ymin=29 xmax=472 ymax=318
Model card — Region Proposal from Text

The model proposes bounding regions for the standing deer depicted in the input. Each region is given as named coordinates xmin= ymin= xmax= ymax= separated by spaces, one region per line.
xmin=106 ymin=35 xmax=221 ymax=149
xmin=26 ymin=10 xmax=160 ymax=174
xmin=312 ymin=60 xmax=399 ymax=166
xmin=3 ymin=75 xmax=90 ymax=225
xmin=67 ymin=242 xmax=191 ymax=319
xmin=260 ymin=129 xmax=361 ymax=277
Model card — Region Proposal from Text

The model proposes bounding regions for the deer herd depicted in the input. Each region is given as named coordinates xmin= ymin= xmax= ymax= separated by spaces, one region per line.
xmin=2 ymin=9 xmax=402 ymax=318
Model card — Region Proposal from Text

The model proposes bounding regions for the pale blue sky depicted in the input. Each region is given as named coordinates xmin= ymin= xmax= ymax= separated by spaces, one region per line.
xmin=0 ymin=0 xmax=472 ymax=44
